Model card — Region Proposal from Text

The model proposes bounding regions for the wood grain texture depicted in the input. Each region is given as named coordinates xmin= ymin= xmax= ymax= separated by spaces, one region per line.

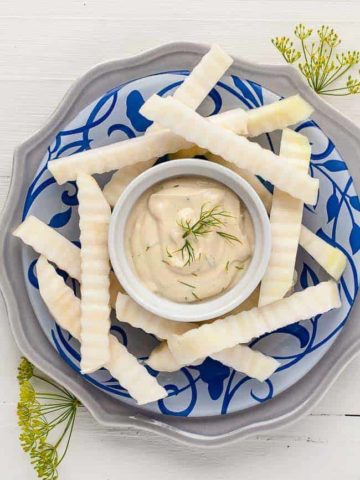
xmin=1 ymin=0 xmax=360 ymax=478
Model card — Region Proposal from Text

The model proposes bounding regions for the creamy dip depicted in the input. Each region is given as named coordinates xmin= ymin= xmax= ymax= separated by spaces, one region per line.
xmin=125 ymin=176 xmax=254 ymax=303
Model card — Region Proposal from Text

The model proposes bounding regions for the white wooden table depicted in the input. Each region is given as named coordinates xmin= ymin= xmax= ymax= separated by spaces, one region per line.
xmin=1 ymin=1 xmax=360 ymax=478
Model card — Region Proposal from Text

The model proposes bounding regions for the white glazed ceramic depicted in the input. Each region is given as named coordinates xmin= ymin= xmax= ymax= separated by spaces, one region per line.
xmin=109 ymin=159 xmax=271 ymax=322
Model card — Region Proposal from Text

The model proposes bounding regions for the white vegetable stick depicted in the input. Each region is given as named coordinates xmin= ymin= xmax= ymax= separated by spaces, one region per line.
xmin=205 ymin=152 xmax=273 ymax=212
xmin=168 ymin=281 xmax=341 ymax=365
xmin=37 ymin=256 xmax=167 ymax=404
xmin=109 ymin=271 xmax=124 ymax=308
xmin=299 ymin=226 xmax=347 ymax=280
xmin=169 ymin=145 xmax=208 ymax=160
xmin=103 ymin=159 xmax=154 ymax=206
xmin=50 ymin=106 xmax=248 ymax=189
xmin=147 ymin=43 xmax=233 ymax=134
xmin=147 ymin=342 xmax=186 ymax=372
xmin=140 ymin=95 xmax=319 ymax=204
xmin=103 ymin=108 xmax=248 ymax=206
xmin=259 ymin=129 xmax=311 ymax=306
xmin=147 ymin=342 xmax=279 ymax=382
xmin=49 ymin=130 xmax=192 ymax=185
xmin=212 ymin=347 xmax=280 ymax=382
xmin=246 ymin=94 xmax=314 ymax=137
xmin=100 ymin=44 xmax=232 ymax=203
xmin=115 ymin=293 xmax=196 ymax=338
xmin=116 ymin=289 xmax=278 ymax=381
xmin=170 ymin=95 xmax=313 ymax=212
xmin=13 ymin=216 xmax=81 ymax=281
xmin=106 ymin=336 xmax=167 ymax=404
xmin=37 ymin=255 xmax=81 ymax=339
xmin=13 ymin=215 xmax=122 ymax=309
xmin=77 ymin=173 xmax=111 ymax=373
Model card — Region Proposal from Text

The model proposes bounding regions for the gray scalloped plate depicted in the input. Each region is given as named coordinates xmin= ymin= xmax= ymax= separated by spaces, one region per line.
xmin=2 ymin=42 xmax=360 ymax=446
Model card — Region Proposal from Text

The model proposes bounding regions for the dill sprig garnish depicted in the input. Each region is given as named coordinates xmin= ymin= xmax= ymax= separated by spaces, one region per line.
xmin=216 ymin=231 xmax=242 ymax=244
xmin=179 ymin=203 xmax=232 ymax=239
xmin=175 ymin=238 xmax=196 ymax=267
xmin=177 ymin=280 xmax=196 ymax=289
xmin=174 ymin=204 xmax=240 ymax=266
xmin=17 ymin=357 xmax=81 ymax=480
xmin=272 ymin=24 xmax=360 ymax=95
xmin=192 ymin=292 xmax=201 ymax=300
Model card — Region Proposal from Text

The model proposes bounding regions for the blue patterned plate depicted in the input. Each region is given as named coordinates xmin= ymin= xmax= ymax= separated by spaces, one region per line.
xmin=21 ymin=71 xmax=360 ymax=417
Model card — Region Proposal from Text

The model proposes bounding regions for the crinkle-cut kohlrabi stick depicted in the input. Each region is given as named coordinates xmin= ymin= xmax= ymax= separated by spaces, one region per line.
xmin=140 ymin=95 xmax=319 ymax=204
xmin=13 ymin=215 xmax=82 ymax=281
xmin=299 ymin=226 xmax=347 ymax=281
xmin=48 ymin=108 xmax=248 ymax=187
xmin=49 ymin=130 xmax=191 ymax=185
xmin=103 ymin=108 xmax=249 ymax=205
xmin=103 ymin=44 xmax=232 ymax=205
xmin=77 ymin=173 xmax=111 ymax=373
xmin=246 ymin=94 xmax=314 ymax=138
xmin=37 ymin=255 xmax=81 ymax=339
xmin=104 ymin=94 xmax=312 ymax=206
xmin=205 ymin=152 xmax=273 ymax=212
xmin=36 ymin=256 xmax=167 ymax=405
xmin=212 ymin=347 xmax=279 ymax=382
xmin=115 ymin=293 xmax=196 ymax=338
xmin=147 ymin=341 xmax=279 ymax=382
xmin=258 ymin=129 xmax=311 ymax=307
xmin=13 ymin=216 xmax=122 ymax=308
xmin=167 ymin=281 xmax=341 ymax=365
xmin=116 ymin=291 xmax=279 ymax=382
xmin=170 ymin=94 xmax=314 ymax=160
xmin=147 ymin=43 xmax=233 ymax=134
xmin=103 ymin=160 xmax=154 ymax=207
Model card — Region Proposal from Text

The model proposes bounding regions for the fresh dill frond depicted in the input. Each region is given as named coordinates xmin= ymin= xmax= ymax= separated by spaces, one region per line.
xmin=225 ymin=260 xmax=230 ymax=272
xmin=174 ymin=238 xmax=196 ymax=267
xmin=145 ymin=246 xmax=151 ymax=252
xmin=179 ymin=203 xmax=232 ymax=240
xmin=166 ymin=247 xmax=173 ymax=258
xmin=192 ymin=292 xmax=201 ymax=300
xmin=162 ymin=260 xmax=170 ymax=265
xmin=216 ymin=231 xmax=242 ymax=244
xmin=17 ymin=357 xmax=81 ymax=480
xmin=272 ymin=24 xmax=360 ymax=95
xmin=175 ymin=204 xmax=237 ymax=266
xmin=177 ymin=280 xmax=196 ymax=289
xmin=235 ymin=262 xmax=245 ymax=271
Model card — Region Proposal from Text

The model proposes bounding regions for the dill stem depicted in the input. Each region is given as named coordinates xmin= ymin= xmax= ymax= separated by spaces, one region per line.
xmin=33 ymin=374 xmax=72 ymax=397
xmin=301 ymin=38 xmax=316 ymax=89
xmin=57 ymin=412 xmax=77 ymax=465
xmin=48 ymin=408 xmax=73 ymax=430
xmin=36 ymin=392 xmax=70 ymax=401
xmin=54 ymin=409 xmax=75 ymax=450
xmin=321 ymin=91 xmax=354 ymax=96
xmin=318 ymin=45 xmax=334 ymax=89
xmin=314 ymin=37 xmax=325 ymax=90
xmin=39 ymin=403 xmax=74 ymax=415
xmin=321 ymin=84 xmax=358 ymax=92
xmin=321 ymin=63 xmax=352 ymax=89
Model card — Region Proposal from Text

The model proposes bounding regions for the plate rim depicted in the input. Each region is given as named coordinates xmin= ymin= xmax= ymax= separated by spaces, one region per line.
xmin=2 ymin=41 xmax=360 ymax=446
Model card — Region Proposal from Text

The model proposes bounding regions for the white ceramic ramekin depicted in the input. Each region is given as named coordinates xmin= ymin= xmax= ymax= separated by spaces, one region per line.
xmin=109 ymin=159 xmax=271 ymax=322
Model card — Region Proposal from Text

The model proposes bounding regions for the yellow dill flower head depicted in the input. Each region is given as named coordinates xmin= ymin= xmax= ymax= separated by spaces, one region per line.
xmin=17 ymin=357 xmax=34 ymax=384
